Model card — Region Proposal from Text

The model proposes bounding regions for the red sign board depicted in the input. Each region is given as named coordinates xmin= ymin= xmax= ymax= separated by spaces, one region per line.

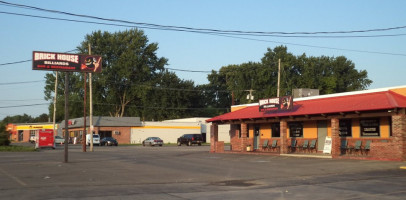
xmin=35 ymin=129 xmax=55 ymax=149
xmin=259 ymin=96 xmax=293 ymax=112
xmin=32 ymin=51 xmax=102 ymax=73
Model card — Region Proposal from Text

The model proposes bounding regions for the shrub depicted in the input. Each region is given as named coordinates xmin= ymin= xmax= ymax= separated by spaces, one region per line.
xmin=0 ymin=132 xmax=10 ymax=146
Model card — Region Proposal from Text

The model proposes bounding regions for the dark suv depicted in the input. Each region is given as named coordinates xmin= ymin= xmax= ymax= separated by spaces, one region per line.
xmin=177 ymin=134 xmax=203 ymax=146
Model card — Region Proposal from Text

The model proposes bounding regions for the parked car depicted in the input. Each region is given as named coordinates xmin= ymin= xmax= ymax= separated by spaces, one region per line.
xmin=54 ymin=136 xmax=65 ymax=144
xmin=177 ymin=134 xmax=203 ymax=146
xmin=100 ymin=137 xmax=118 ymax=146
xmin=142 ymin=137 xmax=163 ymax=146
xmin=86 ymin=134 xmax=100 ymax=146
xmin=29 ymin=135 xmax=36 ymax=143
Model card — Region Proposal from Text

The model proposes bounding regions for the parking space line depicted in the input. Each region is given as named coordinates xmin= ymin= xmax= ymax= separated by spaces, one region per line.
xmin=0 ymin=167 xmax=27 ymax=186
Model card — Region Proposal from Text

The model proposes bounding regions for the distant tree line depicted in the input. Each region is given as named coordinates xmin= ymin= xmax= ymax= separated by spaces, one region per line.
xmin=43 ymin=29 xmax=372 ymax=122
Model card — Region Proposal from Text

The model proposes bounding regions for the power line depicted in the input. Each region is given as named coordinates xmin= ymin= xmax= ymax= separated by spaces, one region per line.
xmin=214 ymin=34 xmax=406 ymax=57
xmin=0 ymin=103 xmax=48 ymax=109
xmin=0 ymin=59 xmax=31 ymax=66
xmin=1 ymin=11 xmax=405 ymax=57
xmin=166 ymin=68 xmax=212 ymax=73
xmin=0 ymin=100 xmax=228 ymax=111
xmin=0 ymin=80 xmax=44 ymax=85
xmin=1 ymin=10 xmax=406 ymax=39
xmin=1 ymin=0 xmax=406 ymax=36
xmin=0 ymin=49 xmax=77 ymax=67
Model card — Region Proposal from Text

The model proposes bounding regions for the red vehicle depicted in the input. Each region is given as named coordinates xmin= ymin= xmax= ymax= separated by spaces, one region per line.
xmin=35 ymin=129 xmax=55 ymax=149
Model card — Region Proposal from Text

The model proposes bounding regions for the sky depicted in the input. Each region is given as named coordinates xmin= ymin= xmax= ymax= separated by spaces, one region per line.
xmin=0 ymin=0 xmax=406 ymax=120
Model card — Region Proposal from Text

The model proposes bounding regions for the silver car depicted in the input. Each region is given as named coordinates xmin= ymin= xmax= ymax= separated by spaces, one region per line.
xmin=142 ymin=137 xmax=163 ymax=146
xmin=54 ymin=136 xmax=65 ymax=144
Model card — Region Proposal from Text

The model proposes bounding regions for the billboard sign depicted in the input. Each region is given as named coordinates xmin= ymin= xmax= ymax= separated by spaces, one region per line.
xmin=32 ymin=51 xmax=102 ymax=73
xmin=259 ymin=96 xmax=293 ymax=112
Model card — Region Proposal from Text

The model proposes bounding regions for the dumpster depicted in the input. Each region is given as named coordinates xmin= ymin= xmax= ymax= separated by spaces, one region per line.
xmin=35 ymin=129 xmax=55 ymax=149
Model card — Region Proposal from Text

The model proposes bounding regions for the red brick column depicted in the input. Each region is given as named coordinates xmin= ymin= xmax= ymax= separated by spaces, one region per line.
xmin=331 ymin=118 xmax=340 ymax=158
xmin=210 ymin=123 xmax=218 ymax=153
xmin=280 ymin=120 xmax=288 ymax=154
xmin=241 ymin=123 xmax=249 ymax=152
xmin=391 ymin=114 xmax=406 ymax=161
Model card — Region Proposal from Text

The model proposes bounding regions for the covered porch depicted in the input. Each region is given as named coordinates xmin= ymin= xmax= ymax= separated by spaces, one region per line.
xmin=208 ymin=89 xmax=406 ymax=161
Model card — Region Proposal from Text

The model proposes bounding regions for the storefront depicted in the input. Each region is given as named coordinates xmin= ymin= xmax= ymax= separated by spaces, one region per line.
xmin=60 ymin=116 xmax=142 ymax=144
xmin=207 ymin=86 xmax=406 ymax=161
xmin=6 ymin=123 xmax=57 ymax=142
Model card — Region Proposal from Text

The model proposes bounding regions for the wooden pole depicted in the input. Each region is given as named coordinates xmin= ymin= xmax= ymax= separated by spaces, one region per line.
xmin=82 ymin=72 xmax=87 ymax=152
xmin=64 ymin=73 xmax=69 ymax=162
xmin=277 ymin=58 xmax=281 ymax=97
xmin=88 ymin=44 xmax=94 ymax=152
xmin=53 ymin=72 xmax=58 ymax=137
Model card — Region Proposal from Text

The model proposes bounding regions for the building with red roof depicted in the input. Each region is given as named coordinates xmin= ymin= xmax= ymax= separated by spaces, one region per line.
xmin=207 ymin=86 xmax=406 ymax=161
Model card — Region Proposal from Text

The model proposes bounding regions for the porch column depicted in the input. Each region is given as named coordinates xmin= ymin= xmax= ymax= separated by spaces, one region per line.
xmin=392 ymin=114 xmax=406 ymax=161
xmin=280 ymin=120 xmax=288 ymax=154
xmin=331 ymin=118 xmax=340 ymax=158
xmin=241 ymin=123 xmax=249 ymax=152
xmin=210 ymin=123 xmax=218 ymax=153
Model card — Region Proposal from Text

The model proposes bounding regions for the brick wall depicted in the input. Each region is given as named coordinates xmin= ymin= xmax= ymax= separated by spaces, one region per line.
xmin=210 ymin=124 xmax=218 ymax=152
xmin=96 ymin=127 xmax=131 ymax=145
xmin=333 ymin=114 xmax=406 ymax=161
xmin=230 ymin=124 xmax=242 ymax=151
xmin=280 ymin=120 xmax=288 ymax=154
xmin=331 ymin=118 xmax=340 ymax=158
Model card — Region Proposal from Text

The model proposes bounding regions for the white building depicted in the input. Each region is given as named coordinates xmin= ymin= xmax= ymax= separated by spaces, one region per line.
xmin=130 ymin=117 xmax=230 ymax=144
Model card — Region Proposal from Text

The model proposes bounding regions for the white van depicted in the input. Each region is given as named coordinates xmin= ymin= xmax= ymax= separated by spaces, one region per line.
xmin=86 ymin=134 xmax=100 ymax=146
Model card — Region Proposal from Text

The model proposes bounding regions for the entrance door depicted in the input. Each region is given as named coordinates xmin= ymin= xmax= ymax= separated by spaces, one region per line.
xmin=254 ymin=126 xmax=260 ymax=150
xmin=317 ymin=121 xmax=328 ymax=151
xmin=99 ymin=131 xmax=112 ymax=139
xmin=18 ymin=130 xmax=23 ymax=142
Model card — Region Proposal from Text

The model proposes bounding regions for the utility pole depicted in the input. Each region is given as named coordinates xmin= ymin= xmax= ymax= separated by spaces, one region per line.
xmin=231 ymin=91 xmax=235 ymax=106
xmin=277 ymin=58 xmax=281 ymax=97
xmin=82 ymin=72 xmax=87 ymax=152
xmin=53 ymin=72 xmax=58 ymax=137
xmin=89 ymin=44 xmax=94 ymax=152
xmin=245 ymin=89 xmax=255 ymax=103
xmin=64 ymin=73 xmax=69 ymax=162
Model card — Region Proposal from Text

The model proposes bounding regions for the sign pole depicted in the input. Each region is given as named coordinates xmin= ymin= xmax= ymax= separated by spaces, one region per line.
xmin=53 ymin=72 xmax=58 ymax=137
xmin=64 ymin=72 xmax=69 ymax=163
xmin=82 ymin=72 xmax=87 ymax=152
xmin=277 ymin=58 xmax=281 ymax=97
xmin=88 ymin=44 xmax=94 ymax=152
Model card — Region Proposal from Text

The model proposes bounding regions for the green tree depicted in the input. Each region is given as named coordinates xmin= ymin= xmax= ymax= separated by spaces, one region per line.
xmin=44 ymin=29 xmax=210 ymax=121
xmin=0 ymin=123 xmax=10 ymax=146
xmin=202 ymin=46 xmax=372 ymax=108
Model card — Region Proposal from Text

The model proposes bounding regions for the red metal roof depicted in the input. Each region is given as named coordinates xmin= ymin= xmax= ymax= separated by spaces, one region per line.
xmin=207 ymin=91 xmax=406 ymax=123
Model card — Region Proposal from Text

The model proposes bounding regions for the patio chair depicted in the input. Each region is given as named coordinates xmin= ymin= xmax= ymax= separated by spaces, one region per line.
xmin=299 ymin=140 xmax=309 ymax=153
xmin=270 ymin=140 xmax=279 ymax=152
xmin=340 ymin=140 xmax=349 ymax=154
xmin=308 ymin=139 xmax=317 ymax=153
xmin=362 ymin=140 xmax=371 ymax=155
xmin=353 ymin=140 xmax=362 ymax=155
xmin=262 ymin=139 xmax=269 ymax=151
xmin=288 ymin=139 xmax=297 ymax=153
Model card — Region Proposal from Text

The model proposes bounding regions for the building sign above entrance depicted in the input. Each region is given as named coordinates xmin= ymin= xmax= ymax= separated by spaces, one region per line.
xmin=259 ymin=96 xmax=293 ymax=112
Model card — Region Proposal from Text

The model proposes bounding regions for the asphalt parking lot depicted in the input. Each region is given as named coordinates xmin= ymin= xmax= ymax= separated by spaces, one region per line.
xmin=0 ymin=144 xmax=405 ymax=200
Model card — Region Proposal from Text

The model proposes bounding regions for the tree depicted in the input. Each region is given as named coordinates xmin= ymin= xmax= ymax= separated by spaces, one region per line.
xmin=44 ymin=29 xmax=210 ymax=121
xmin=0 ymin=123 xmax=10 ymax=146
xmin=202 ymin=46 xmax=372 ymax=107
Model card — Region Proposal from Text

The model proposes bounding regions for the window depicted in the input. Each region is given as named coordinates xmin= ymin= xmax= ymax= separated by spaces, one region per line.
xmin=247 ymin=124 xmax=250 ymax=138
xmin=271 ymin=123 xmax=280 ymax=137
xmin=360 ymin=118 xmax=380 ymax=137
xmin=29 ymin=130 xmax=36 ymax=137
xmin=339 ymin=119 xmax=352 ymax=137
xmin=289 ymin=122 xmax=303 ymax=137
